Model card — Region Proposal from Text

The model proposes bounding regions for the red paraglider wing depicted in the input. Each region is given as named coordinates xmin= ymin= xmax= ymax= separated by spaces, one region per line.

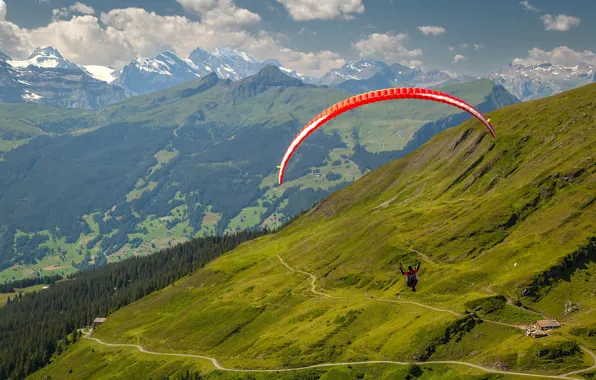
xmin=278 ymin=87 xmax=495 ymax=185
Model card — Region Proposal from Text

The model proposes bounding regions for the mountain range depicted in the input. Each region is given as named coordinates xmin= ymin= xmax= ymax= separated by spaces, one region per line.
xmin=489 ymin=62 xmax=596 ymax=101
xmin=1 ymin=46 xmax=594 ymax=108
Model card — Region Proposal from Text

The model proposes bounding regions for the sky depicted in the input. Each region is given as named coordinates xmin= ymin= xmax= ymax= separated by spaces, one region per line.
xmin=0 ymin=0 xmax=594 ymax=77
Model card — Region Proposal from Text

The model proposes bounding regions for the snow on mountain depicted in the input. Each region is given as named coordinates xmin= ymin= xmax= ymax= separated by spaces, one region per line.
xmin=81 ymin=65 xmax=118 ymax=83
xmin=318 ymin=59 xmax=388 ymax=86
xmin=0 ymin=47 xmax=127 ymax=109
xmin=488 ymin=62 xmax=596 ymax=101
xmin=8 ymin=46 xmax=79 ymax=70
xmin=212 ymin=46 xmax=257 ymax=64
xmin=188 ymin=46 xmax=315 ymax=83
xmin=332 ymin=61 xmax=472 ymax=94
xmin=114 ymin=51 xmax=202 ymax=95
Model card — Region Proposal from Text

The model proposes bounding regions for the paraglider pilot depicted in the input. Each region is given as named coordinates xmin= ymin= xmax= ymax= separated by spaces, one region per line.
xmin=399 ymin=262 xmax=421 ymax=292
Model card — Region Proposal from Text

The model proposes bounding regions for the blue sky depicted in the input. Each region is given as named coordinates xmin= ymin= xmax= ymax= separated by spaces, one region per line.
xmin=0 ymin=0 xmax=594 ymax=76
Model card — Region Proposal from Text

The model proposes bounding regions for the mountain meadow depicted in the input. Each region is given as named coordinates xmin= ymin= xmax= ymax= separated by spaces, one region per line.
xmin=27 ymin=82 xmax=596 ymax=379
xmin=0 ymin=66 xmax=518 ymax=282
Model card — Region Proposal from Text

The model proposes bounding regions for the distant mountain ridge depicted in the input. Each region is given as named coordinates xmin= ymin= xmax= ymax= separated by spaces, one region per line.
xmin=2 ymin=46 xmax=594 ymax=108
xmin=335 ymin=62 xmax=468 ymax=93
xmin=488 ymin=62 xmax=596 ymax=100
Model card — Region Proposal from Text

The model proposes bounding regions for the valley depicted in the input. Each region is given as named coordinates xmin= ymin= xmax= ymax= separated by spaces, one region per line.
xmin=0 ymin=67 xmax=518 ymax=282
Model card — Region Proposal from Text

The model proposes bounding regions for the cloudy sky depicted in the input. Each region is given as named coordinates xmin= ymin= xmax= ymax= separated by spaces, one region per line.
xmin=0 ymin=0 xmax=594 ymax=77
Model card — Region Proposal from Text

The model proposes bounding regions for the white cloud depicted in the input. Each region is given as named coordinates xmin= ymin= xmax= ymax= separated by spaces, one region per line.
xmin=459 ymin=43 xmax=469 ymax=49
xmin=52 ymin=8 xmax=69 ymax=21
xmin=276 ymin=0 xmax=364 ymax=21
xmin=177 ymin=0 xmax=217 ymax=14
xmin=177 ymin=0 xmax=260 ymax=28
xmin=417 ymin=25 xmax=445 ymax=36
xmin=448 ymin=46 xmax=454 ymax=52
xmin=0 ymin=2 xmax=343 ymax=76
xmin=513 ymin=46 xmax=596 ymax=66
xmin=474 ymin=44 xmax=483 ymax=50
xmin=52 ymin=2 xmax=95 ymax=21
xmin=0 ymin=0 xmax=6 ymax=21
xmin=520 ymin=0 xmax=539 ymax=12
xmin=353 ymin=33 xmax=422 ymax=65
xmin=541 ymin=14 xmax=580 ymax=31
xmin=453 ymin=54 xmax=465 ymax=63
xmin=37 ymin=0 xmax=51 ymax=3
xmin=70 ymin=2 xmax=95 ymax=15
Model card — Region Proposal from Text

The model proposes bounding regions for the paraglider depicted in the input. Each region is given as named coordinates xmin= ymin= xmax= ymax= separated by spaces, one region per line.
xmin=278 ymin=87 xmax=496 ymax=185
xmin=400 ymin=262 xmax=421 ymax=292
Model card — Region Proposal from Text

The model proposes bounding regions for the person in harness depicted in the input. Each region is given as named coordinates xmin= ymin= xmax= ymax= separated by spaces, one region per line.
xmin=399 ymin=262 xmax=421 ymax=292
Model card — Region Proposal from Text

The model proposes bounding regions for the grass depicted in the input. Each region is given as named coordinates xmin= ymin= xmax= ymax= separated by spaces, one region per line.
xmin=32 ymin=84 xmax=596 ymax=379
xmin=29 ymin=339 xmax=532 ymax=380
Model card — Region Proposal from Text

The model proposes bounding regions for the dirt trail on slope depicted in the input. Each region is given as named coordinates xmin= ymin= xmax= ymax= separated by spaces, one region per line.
xmin=485 ymin=285 xmax=550 ymax=320
xmin=77 ymin=257 xmax=596 ymax=379
xmin=278 ymin=255 xmax=523 ymax=329
xmin=84 ymin=333 xmax=594 ymax=379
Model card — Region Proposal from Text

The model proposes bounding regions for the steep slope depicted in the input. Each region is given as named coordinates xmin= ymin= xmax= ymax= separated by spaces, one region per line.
xmin=0 ymin=69 xmax=518 ymax=282
xmin=32 ymin=83 xmax=596 ymax=379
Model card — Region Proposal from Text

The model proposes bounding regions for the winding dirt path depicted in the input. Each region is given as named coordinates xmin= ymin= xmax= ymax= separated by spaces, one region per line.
xmin=84 ymin=334 xmax=594 ymax=379
xmin=279 ymin=255 xmax=523 ymax=329
xmin=76 ymin=256 xmax=596 ymax=380
xmin=275 ymin=255 xmax=596 ymax=378
xmin=485 ymin=285 xmax=549 ymax=320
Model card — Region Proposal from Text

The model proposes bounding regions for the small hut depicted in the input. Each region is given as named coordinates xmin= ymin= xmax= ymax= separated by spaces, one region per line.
xmin=531 ymin=319 xmax=561 ymax=331
xmin=92 ymin=317 xmax=107 ymax=329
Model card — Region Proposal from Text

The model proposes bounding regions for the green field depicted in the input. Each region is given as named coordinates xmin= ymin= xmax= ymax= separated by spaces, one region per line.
xmin=32 ymin=84 xmax=596 ymax=379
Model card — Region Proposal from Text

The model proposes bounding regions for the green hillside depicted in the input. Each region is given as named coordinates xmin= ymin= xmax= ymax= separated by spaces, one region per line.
xmin=31 ymin=83 xmax=596 ymax=379
xmin=0 ymin=67 xmax=517 ymax=282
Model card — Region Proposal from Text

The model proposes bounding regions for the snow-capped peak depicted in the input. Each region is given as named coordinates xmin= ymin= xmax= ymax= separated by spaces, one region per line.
xmin=8 ymin=46 xmax=79 ymax=70
xmin=28 ymin=46 xmax=64 ymax=60
xmin=211 ymin=47 xmax=257 ymax=63
xmin=132 ymin=56 xmax=173 ymax=76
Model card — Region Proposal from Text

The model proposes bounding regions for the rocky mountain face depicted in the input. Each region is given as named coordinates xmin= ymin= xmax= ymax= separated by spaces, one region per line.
xmin=489 ymin=63 xmax=596 ymax=101
xmin=0 ymin=50 xmax=127 ymax=110
xmin=114 ymin=51 xmax=202 ymax=95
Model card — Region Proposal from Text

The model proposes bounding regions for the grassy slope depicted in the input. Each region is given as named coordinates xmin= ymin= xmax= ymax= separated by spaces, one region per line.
xmin=33 ymin=338 xmax=523 ymax=380
xmin=32 ymin=84 xmax=596 ymax=379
